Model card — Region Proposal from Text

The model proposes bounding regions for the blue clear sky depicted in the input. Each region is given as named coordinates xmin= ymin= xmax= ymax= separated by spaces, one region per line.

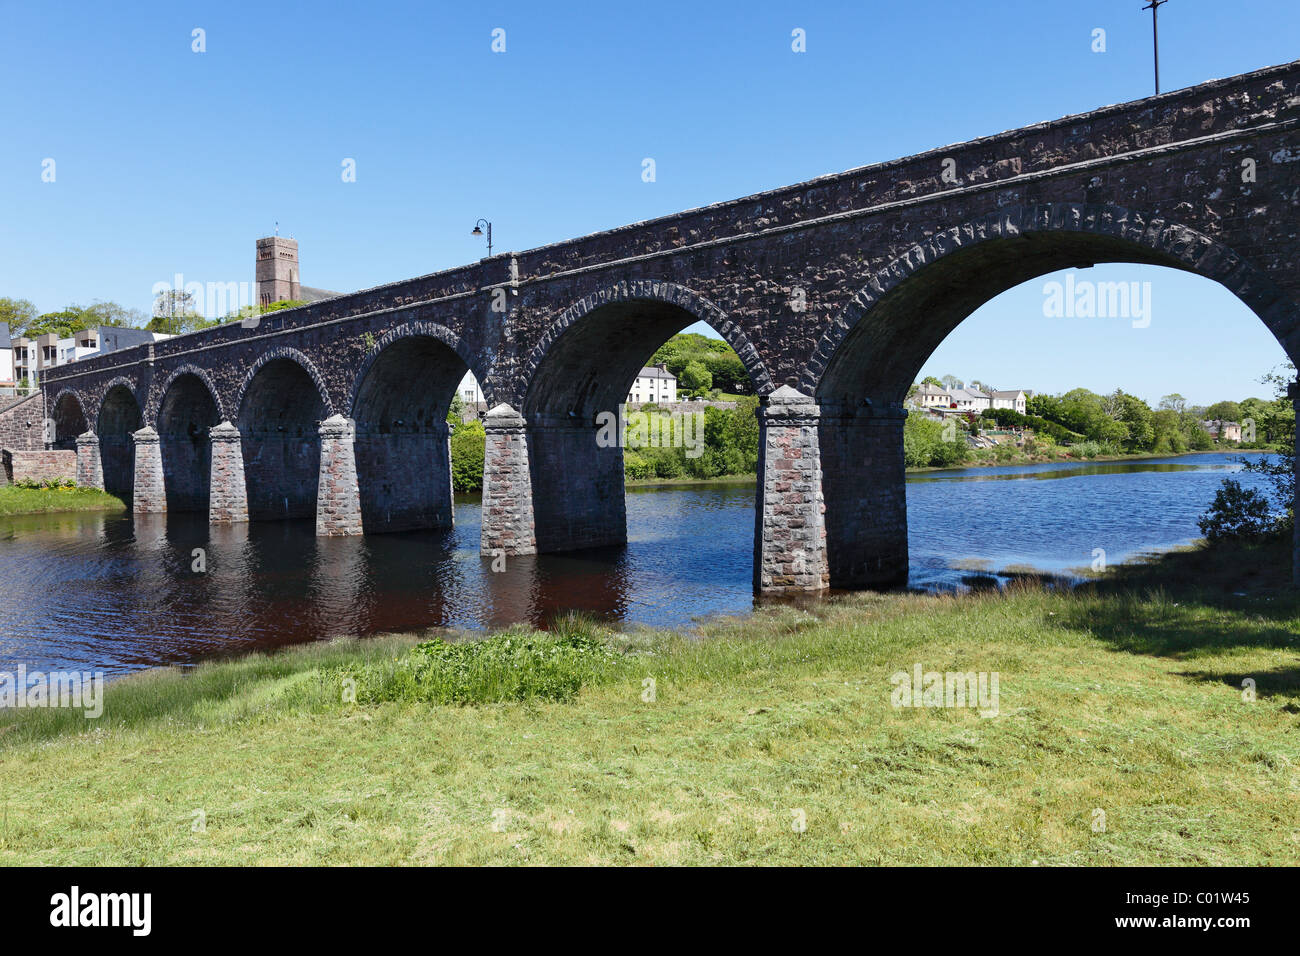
xmin=2 ymin=0 xmax=1294 ymax=405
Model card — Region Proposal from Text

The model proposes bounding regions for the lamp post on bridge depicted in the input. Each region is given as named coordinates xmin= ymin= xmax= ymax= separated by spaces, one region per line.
xmin=1142 ymin=0 xmax=1170 ymax=95
xmin=472 ymin=219 xmax=493 ymax=258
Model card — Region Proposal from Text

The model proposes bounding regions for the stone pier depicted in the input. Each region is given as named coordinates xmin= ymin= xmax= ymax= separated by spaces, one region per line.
xmin=75 ymin=431 xmax=103 ymax=490
xmin=316 ymin=414 xmax=363 ymax=536
xmin=480 ymin=404 xmax=536 ymax=556
xmin=209 ymin=421 xmax=249 ymax=523
xmin=527 ymin=414 xmax=626 ymax=552
xmin=819 ymin=403 xmax=909 ymax=589
xmin=130 ymin=426 xmax=166 ymax=513
xmin=753 ymin=386 xmax=828 ymax=593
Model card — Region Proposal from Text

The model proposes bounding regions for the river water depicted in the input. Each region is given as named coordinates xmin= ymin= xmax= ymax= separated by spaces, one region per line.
xmin=0 ymin=452 xmax=1275 ymax=677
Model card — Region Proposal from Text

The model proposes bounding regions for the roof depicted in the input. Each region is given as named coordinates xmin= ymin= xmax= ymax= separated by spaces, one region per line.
xmin=991 ymin=390 xmax=1025 ymax=399
xmin=299 ymin=286 xmax=340 ymax=303
xmin=0 ymin=323 xmax=10 ymax=350
xmin=636 ymin=366 xmax=676 ymax=380
xmin=915 ymin=383 xmax=948 ymax=396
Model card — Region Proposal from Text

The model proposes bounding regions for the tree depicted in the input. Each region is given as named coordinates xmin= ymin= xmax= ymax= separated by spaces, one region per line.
xmin=1159 ymin=393 xmax=1188 ymax=415
xmin=680 ymin=361 xmax=712 ymax=397
xmin=1233 ymin=363 xmax=1295 ymax=532
xmin=940 ymin=375 xmax=963 ymax=391
xmin=1204 ymin=400 xmax=1243 ymax=423
xmin=0 ymin=297 xmax=38 ymax=336
xmin=920 ymin=376 xmax=943 ymax=387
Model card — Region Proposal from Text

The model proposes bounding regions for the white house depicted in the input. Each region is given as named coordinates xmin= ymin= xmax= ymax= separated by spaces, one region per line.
xmin=456 ymin=369 xmax=484 ymax=405
xmin=627 ymin=364 xmax=677 ymax=404
xmin=912 ymin=383 xmax=950 ymax=409
xmin=948 ymin=387 xmax=991 ymax=412
xmin=990 ymin=390 xmax=1028 ymax=414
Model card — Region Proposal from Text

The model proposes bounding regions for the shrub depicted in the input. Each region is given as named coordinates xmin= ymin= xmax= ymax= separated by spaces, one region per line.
xmin=1197 ymin=479 xmax=1276 ymax=542
xmin=450 ymin=418 xmax=486 ymax=493
xmin=329 ymin=616 xmax=621 ymax=705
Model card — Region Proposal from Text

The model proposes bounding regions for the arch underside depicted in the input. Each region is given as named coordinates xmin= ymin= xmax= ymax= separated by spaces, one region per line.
xmin=52 ymin=393 xmax=88 ymax=449
xmin=237 ymin=358 xmax=326 ymax=521
xmin=817 ymin=231 xmax=1193 ymax=409
xmin=158 ymin=374 xmax=220 ymax=512
xmin=351 ymin=336 xmax=466 ymax=532
xmin=812 ymin=221 xmax=1299 ymax=591
xmin=97 ymin=385 xmax=142 ymax=499
xmin=524 ymin=299 xmax=728 ymax=553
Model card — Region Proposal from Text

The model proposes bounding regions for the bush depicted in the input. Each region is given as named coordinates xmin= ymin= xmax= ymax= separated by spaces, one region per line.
xmin=450 ymin=418 xmax=486 ymax=493
xmin=329 ymin=616 xmax=621 ymax=705
xmin=1197 ymin=479 xmax=1276 ymax=542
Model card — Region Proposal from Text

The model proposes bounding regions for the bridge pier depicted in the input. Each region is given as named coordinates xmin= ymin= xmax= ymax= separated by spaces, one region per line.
xmin=480 ymin=404 xmax=537 ymax=556
xmin=75 ymin=431 xmax=103 ymax=490
xmin=208 ymin=421 xmax=249 ymax=523
xmin=753 ymin=386 xmax=829 ymax=593
xmin=818 ymin=403 xmax=910 ymax=590
xmin=316 ymin=414 xmax=363 ymax=536
xmin=130 ymin=426 xmax=166 ymax=514
xmin=527 ymin=414 xmax=626 ymax=552
xmin=354 ymin=420 xmax=454 ymax=533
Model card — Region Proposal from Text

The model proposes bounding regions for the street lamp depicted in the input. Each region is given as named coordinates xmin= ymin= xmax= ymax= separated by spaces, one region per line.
xmin=472 ymin=219 xmax=493 ymax=257
xmin=1142 ymin=0 xmax=1170 ymax=95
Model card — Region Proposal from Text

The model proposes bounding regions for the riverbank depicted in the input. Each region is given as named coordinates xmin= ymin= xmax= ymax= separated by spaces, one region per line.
xmin=0 ymin=538 xmax=1294 ymax=866
xmin=0 ymin=485 xmax=126 ymax=516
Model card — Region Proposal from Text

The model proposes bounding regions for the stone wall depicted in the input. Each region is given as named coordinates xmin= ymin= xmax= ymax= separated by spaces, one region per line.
xmin=2 ymin=449 xmax=76 ymax=486
xmin=0 ymin=394 xmax=45 ymax=454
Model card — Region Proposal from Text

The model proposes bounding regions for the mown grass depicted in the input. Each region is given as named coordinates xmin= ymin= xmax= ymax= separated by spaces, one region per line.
xmin=0 ymin=485 xmax=126 ymax=516
xmin=0 ymin=542 xmax=1296 ymax=865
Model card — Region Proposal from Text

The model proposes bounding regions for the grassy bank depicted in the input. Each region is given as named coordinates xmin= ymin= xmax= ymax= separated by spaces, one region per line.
xmin=0 ymin=541 xmax=1296 ymax=865
xmin=0 ymin=485 xmax=126 ymax=516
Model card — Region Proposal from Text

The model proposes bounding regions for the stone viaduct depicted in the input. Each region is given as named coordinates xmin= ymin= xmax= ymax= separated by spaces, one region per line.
xmin=41 ymin=61 xmax=1300 ymax=591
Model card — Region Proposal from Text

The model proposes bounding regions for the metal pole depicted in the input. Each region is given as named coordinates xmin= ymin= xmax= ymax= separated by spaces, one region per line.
xmin=1143 ymin=0 xmax=1168 ymax=95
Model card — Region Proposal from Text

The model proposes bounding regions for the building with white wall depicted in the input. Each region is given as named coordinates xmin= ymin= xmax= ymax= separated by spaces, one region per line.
xmin=627 ymin=365 xmax=677 ymax=404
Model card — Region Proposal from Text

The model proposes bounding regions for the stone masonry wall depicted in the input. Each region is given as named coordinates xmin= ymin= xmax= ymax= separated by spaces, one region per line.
xmin=2 ymin=449 xmax=76 ymax=486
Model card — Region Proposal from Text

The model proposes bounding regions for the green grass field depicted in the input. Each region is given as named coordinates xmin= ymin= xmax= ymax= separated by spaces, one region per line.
xmin=0 ymin=540 xmax=1296 ymax=865
xmin=0 ymin=485 xmax=126 ymax=516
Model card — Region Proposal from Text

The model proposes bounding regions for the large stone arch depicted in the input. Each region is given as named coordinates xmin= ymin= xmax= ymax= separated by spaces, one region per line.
xmin=148 ymin=363 xmax=227 ymax=426
xmin=348 ymin=320 xmax=478 ymax=533
xmin=805 ymin=202 xmax=1300 ymax=402
xmin=520 ymin=279 xmax=773 ymax=411
xmin=348 ymin=319 xmax=486 ymax=416
xmin=95 ymin=379 xmax=144 ymax=500
xmin=235 ymin=347 xmax=331 ymax=521
xmin=50 ymin=389 xmax=89 ymax=448
xmin=234 ymin=347 xmax=334 ymax=421
xmin=155 ymin=367 xmax=223 ymax=513
xmin=804 ymin=201 xmax=1300 ymax=593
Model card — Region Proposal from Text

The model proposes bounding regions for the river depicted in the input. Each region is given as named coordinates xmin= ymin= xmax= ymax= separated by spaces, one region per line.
xmin=0 ymin=451 xmax=1276 ymax=677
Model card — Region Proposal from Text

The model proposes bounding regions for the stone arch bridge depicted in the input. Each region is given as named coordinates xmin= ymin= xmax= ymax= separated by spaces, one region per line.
xmin=43 ymin=61 xmax=1300 ymax=591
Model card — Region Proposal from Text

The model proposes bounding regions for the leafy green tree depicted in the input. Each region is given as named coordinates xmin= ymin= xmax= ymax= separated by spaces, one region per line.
xmin=1204 ymin=400 xmax=1243 ymax=423
xmin=0 ymin=297 xmax=38 ymax=336
xmin=680 ymin=361 xmax=712 ymax=396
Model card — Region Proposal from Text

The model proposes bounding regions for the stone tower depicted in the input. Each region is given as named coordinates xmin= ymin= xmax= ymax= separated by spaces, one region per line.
xmin=255 ymin=236 xmax=301 ymax=305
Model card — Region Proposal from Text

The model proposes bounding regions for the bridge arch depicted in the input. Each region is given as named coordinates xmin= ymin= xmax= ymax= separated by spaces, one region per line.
xmin=50 ymin=389 xmax=89 ymax=448
xmin=148 ymin=363 xmax=226 ymax=425
xmin=806 ymin=202 xmax=1300 ymax=591
xmin=96 ymin=380 xmax=143 ymax=499
xmin=156 ymin=368 xmax=223 ymax=512
xmin=236 ymin=347 xmax=330 ymax=521
xmin=806 ymin=202 xmax=1300 ymax=405
xmin=349 ymin=321 xmax=480 ymax=532
xmin=515 ymin=279 xmax=767 ymax=554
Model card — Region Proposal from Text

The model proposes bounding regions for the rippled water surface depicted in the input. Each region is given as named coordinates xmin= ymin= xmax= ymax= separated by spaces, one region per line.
xmin=0 ymin=452 xmax=1275 ymax=676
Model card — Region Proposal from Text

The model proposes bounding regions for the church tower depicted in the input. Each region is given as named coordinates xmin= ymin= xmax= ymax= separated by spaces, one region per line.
xmin=255 ymin=236 xmax=301 ymax=305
